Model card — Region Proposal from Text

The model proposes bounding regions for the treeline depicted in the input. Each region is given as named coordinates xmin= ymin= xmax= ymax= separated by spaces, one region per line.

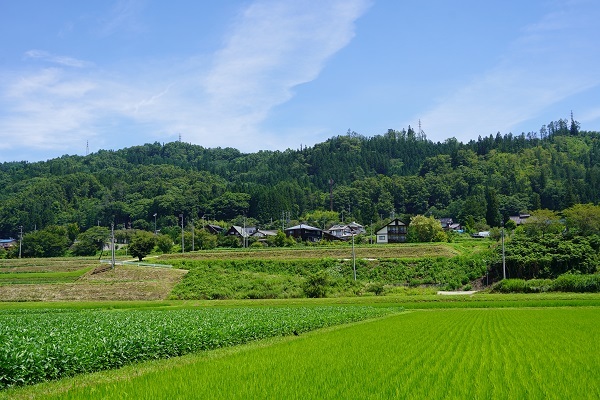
xmin=1 ymin=116 xmax=599 ymax=238
xmin=490 ymin=204 xmax=600 ymax=281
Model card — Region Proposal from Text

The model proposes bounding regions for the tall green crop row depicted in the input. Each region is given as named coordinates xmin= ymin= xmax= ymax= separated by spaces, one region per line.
xmin=0 ymin=306 xmax=394 ymax=389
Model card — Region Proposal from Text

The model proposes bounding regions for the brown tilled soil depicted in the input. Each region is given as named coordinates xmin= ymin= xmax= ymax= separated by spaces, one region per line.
xmin=0 ymin=265 xmax=187 ymax=301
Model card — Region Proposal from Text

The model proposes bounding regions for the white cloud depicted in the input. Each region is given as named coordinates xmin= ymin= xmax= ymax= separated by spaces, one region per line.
xmin=0 ymin=0 xmax=371 ymax=159
xmin=415 ymin=0 xmax=600 ymax=141
xmin=191 ymin=0 xmax=372 ymax=149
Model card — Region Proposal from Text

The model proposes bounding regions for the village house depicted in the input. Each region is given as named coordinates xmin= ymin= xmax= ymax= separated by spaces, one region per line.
xmin=326 ymin=221 xmax=366 ymax=240
xmin=0 ymin=238 xmax=17 ymax=249
xmin=204 ymin=224 xmax=224 ymax=234
xmin=376 ymin=219 xmax=407 ymax=244
xmin=439 ymin=218 xmax=462 ymax=231
xmin=226 ymin=225 xmax=257 ymax=238
xmin=251 ymin=229 xmax=278 ymax=241
xmin=509 ymin=214 xmax=531 ymax=225
xmin=284 ymin=224 xmax=323 ymax=242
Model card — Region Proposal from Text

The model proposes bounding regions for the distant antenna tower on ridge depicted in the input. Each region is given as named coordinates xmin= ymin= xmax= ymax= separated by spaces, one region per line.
xmin=178 ymin=133 xmax=182 ymax=142
xmin=86 ymin=140 xmax=89 ymax=156
xmin=418 ymin=119 xmax=426 ymax=140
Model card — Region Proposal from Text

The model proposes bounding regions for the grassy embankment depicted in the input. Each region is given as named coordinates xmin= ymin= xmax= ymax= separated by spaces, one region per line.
xmin=163 ymin=240 xmax=493 ymax=299
xmin=0 ymin=241 xmax=490 ymax=301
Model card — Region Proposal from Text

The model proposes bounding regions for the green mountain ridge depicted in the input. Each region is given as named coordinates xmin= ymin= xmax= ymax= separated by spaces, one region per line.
xmin=1 ymin=118 xmax=599 ymax=238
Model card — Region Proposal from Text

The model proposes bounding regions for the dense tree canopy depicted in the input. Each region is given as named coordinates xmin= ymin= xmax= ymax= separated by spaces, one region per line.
xmin=1 ymin=117 xmax=599 ymax=243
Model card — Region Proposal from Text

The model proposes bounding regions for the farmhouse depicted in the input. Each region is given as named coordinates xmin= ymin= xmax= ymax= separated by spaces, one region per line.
xmin=204 ymin=224 xmax=224 ymax=234
xmin=0 ymin=238 xmax=17 ymax=249
xmin=251 ymin=229 xmax=278 ymax=240
xmin=285 ymin=224 xmax=323 ymax=242
xmin=326 ymin=221 xmax=366 ymax=240
xmin=439 ymin=218 xmax=461 ymax=231
xmin=226 ymin=225 xmax=257 ymax=238
xmin=376 ymin=219 xmax=407 ymax=243
xmin=509 ymin=214 xmax=531 ymax=225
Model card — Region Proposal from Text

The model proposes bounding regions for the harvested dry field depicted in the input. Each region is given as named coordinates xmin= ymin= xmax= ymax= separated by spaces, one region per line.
xmin=0 ymin=261 xmax=186 ymax=301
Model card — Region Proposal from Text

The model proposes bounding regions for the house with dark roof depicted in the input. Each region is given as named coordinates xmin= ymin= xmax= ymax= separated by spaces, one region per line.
xmin=509 ymin=214 xmax=531 ymax=225
xmin=204 ymin=224 xmax=224 ymax=234
xmin=0 ymin=238 xmax=17 ymax=249
xmin=439 ymin=218 xmax=461 ymax=231
xmin=226 ymin=225 xmax=257 ymax=238
xmin=284 ymin=224 xmax=323 ymax=242
xmin=375 ymin=219 xmax=407 ymax=244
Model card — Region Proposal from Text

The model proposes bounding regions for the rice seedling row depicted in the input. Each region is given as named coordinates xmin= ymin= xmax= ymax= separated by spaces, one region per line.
xmin=0 ymin=306 xmax=394 ymax=389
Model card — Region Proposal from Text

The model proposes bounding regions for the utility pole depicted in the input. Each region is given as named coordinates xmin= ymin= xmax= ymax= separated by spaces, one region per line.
xmin=243 ymin=216 xmax=247 ymax=248
xmin=18 ymin=226 xmax=23 ymax=259
xmin=153 ymin=213 xmax=157 ymax=235
xmin=191 ymin=219 xmax=195 ymax=252
xmin=329 ymin=178 xmax=334 ymax=211
xmin=180 ymin=214 xmax=184 ymax=254
xmin=352 ymin=233 xmax=356 ymax=281
xmin=502 ymin=221 xmax=506 ymax=280
xmin=111 ymin=222 xmax=115 ymax=269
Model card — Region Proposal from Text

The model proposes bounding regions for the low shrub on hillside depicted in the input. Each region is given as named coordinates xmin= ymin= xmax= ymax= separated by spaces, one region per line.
xmin=168 ymin=253 xmax=491 ymax=299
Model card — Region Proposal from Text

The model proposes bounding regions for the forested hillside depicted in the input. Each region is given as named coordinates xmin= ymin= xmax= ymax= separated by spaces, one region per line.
xmin=1 ymin=116 xmax=599 ymax=238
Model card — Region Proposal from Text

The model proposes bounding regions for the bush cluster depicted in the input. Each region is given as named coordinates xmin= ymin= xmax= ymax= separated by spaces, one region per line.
xmin=168 ymin=252 xmax=491 ymax=300
xmin=493 ymin=274 xmax=600 ymax=293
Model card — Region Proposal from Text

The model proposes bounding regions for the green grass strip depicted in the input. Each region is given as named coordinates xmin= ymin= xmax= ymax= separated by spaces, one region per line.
xmin=0 ymin=267 xmax=92 ymax=284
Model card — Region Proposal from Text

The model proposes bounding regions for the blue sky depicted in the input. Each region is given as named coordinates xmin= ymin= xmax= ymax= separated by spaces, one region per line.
xmin=1 ymin=0 xmax=600 ymax=162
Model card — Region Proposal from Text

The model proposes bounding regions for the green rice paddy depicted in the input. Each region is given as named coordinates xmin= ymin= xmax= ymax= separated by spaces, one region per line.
xmin=5 ymin=305 xmax=598 ymax=399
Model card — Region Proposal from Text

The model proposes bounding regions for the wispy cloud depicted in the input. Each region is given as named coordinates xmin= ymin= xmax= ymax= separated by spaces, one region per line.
xmin=0 ymin=0 xmax=370 ymax=160
xmin=98 ymin=0 xmax=146 ymax=36
xmin=24 ymin=50 xmax=93 ymax=68
xmin=191 ymin=0 xmax=372 ymax=149
xmin=415 ymin=0 xmax=600 ymax=141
